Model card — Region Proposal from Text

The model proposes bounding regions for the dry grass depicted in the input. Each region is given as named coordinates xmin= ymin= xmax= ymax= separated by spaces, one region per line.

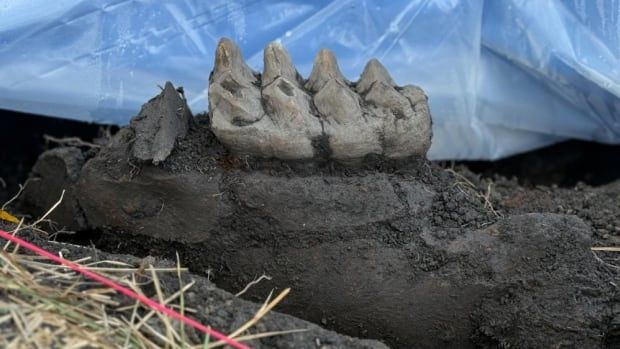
xmin=445 ymin=168 xmax=501 ymax=218
xmin=0 ymin=250 xmax=175 ymax=348
xmin=591 ymin=247 xmax=620 ymax=252
xmin=0 ymin=190 xmax=303 ymax=348
xmin=43 ymin=135 xmax=101 ymax=149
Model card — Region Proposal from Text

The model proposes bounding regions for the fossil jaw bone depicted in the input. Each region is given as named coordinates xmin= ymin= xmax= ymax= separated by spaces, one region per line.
xmin=208 ymin=38 xmax=432 ymax=161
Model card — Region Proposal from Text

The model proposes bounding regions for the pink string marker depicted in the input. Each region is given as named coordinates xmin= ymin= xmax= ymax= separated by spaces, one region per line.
xmin=0 ymin=229 xmax=249 ymax=349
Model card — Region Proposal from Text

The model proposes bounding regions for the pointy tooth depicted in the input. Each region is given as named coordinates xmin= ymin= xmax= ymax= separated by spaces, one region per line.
xmin=305 ymin=48 xmax=346 ymax=92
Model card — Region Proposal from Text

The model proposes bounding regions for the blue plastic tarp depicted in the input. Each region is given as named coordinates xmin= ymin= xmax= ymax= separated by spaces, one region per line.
xmin=0 ymin=0 xmax=618 ymax=160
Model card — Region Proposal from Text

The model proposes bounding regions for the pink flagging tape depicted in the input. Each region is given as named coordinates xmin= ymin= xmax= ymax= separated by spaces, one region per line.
xmin=0 ymin=229 xmax=249 ymax=349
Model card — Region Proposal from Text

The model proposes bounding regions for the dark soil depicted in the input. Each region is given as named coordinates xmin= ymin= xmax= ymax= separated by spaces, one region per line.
xmin=3 ymin=109 xmax=620 ymax=348
xmin=15 ymin=112 xmax=620 ymax=349
xmin=461 ymin=140 xmax=620 ymax=187
xmin=0 ymin=109 xmax=117 ymax=208
xmin=0 ymin=221 xmax=387 ymax=349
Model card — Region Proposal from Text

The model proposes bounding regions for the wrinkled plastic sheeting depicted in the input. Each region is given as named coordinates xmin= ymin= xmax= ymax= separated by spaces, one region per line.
xmin=479 ymin=0 xmax=620 ymax=159
xmin=0 ymin=0 xmax=618 ymax=160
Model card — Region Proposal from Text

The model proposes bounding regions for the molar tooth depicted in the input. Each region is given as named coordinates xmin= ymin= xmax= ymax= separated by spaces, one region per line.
xmin=305 ymin=49 xmax=346 ymax=92
xmin=208 ymin=37 xmax=433 ymax=161
xmin=356 ymin=58 xmax=395 ymax=93
xmin=209 ymin=39 xmax=322 ymax=160
xmin=212 ymin=37 xmax=257 ymax=84
xmin=263 ymin=42 xmax=299 ymax=87
xmin=209 ymin=39 xmax=263 ymax=128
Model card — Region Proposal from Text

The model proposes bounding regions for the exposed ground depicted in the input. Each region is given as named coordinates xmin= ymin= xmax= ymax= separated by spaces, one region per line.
xmin=2 ymin=109 xmax=620 ymax=348
xmin=0 ymin=221 xmax=387 ymax=349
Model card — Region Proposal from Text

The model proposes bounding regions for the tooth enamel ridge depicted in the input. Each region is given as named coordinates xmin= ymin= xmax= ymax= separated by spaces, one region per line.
xmin=356 ymin=58 xmax=396 ymax=93
xmin=208 ymin=38 xmax=432 ymax=161
xmin=212 ymin=38 xmax=258 ymax=84
xmin=305 ymin=49 xmax=347 ymax=92
xmin=262 ymin=42 xmax=300 ymax=87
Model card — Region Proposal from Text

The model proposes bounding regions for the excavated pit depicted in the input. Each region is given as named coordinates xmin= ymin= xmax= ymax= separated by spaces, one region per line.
xmin=13 ymin=38 xmax=620 ymax=348
xmin=19 ymin=113 xmax=620 ymax=348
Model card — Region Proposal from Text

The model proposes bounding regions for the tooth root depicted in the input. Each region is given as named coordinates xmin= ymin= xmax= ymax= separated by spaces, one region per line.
xmin=356 ymin=58 xmax=395 ymax=93
xmin=263 ymin=42 xmax=299 ymax=87
xmin=212 ymin=37 xmax=257 ymax=84
xmin=305 ymin=49 xmax=346 ymax=92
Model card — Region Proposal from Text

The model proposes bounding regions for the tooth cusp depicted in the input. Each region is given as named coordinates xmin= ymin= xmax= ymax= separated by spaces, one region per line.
xmin=212 ymin=38 xmax=258 ymax=84
xmin=305 ymin=49 xmax=347 ymax=93
xmin=263 ymin=42 xmax=299 ymax=87
xmin=357 ymin=58 xmax=396 ymax=94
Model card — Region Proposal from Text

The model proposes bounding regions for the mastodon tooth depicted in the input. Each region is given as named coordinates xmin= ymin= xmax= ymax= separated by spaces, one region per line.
xmin=305 ymin=48 xmax=346 ymax=92
xmin=262 ymin=42 xmax=299 ymax=87
xmin=207 ymin=37 xmax=433 ymax=162
xmin=356 ymin=58 xmax=396 ymax=93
